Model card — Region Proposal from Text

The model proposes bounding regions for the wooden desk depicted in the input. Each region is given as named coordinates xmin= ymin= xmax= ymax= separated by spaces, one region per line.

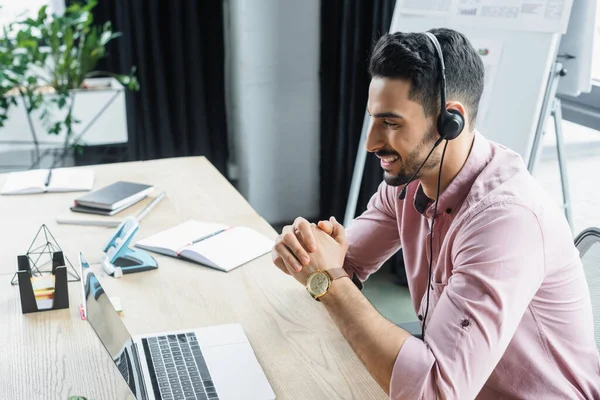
xmin=0 ymin=157 xmax=386 ymax=400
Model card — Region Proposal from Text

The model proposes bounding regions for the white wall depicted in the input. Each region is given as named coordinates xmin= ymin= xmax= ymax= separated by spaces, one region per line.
xmin=225 ymin=0 xmax=321 ymax=224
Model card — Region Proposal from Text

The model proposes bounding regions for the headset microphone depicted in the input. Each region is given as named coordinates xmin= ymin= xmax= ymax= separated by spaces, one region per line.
xmin=398 ymin=136 xmax=444 ymax=200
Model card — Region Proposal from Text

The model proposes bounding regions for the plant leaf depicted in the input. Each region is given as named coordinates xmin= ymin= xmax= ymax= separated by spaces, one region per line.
xmin=37 ymin=6 xmax=48 ymax=23
xmin=100 ymin=30 xmax=121 ymax=46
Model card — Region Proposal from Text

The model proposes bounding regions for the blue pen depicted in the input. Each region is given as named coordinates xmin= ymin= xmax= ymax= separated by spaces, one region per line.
xmin=176 ymin=227 xmax=233 ymax=256
xmin=189 ymin=227 xmax=230 ymax=245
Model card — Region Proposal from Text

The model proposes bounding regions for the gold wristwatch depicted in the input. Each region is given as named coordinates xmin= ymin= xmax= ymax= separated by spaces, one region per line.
xmin=306 ymin=268 xmax=349 ymax=301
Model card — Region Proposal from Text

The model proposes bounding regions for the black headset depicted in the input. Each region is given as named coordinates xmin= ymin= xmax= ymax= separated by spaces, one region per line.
xmin=397 ymin=31 xmax=466 ymax=340
xmin=423 ymin=31 xmax=465 ymax=141
xmin=397 ymin=31 xmax=466 ymax=201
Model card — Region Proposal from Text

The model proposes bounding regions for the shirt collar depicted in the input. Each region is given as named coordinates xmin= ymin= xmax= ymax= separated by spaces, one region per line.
xmin=413 ymin=131 xmax=492 ymax=217
xmin=413 ymin=184 xmax=432 ymax=214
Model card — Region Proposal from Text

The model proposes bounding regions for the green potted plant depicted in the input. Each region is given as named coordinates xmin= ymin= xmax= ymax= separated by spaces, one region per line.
xmin=0 ymin=0 xmax=139 ymax=168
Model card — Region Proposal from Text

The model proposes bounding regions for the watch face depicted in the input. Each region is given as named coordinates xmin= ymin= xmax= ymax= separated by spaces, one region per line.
xmin=308 ymin=272 xmax=330 ymax=296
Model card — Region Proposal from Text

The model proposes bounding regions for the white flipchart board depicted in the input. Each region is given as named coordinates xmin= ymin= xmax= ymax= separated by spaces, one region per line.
xmin=388 ymin=1 xmax=573 ymax=162
xmin=344 ymin=1 xmax=576 ymax=225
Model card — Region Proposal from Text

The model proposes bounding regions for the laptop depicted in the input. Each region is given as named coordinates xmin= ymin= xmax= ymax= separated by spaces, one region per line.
xmin=79 ymin=252 xmax=275 ymax=400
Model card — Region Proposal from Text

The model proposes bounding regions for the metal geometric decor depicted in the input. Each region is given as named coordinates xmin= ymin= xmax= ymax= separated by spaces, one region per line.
xmin=11 ymin=224 xmax=80 ymax=285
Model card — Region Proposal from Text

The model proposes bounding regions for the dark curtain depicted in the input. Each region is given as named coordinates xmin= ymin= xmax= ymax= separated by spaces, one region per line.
xmin=73 ymin=0 xmax=229 ymax=174
xmin=320 ymin=0 xmax=407 ymax=284
xmin=319 ymin=0 xmax=396 ymax=220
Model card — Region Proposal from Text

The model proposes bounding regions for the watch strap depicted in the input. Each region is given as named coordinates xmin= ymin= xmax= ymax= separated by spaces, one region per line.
xmin=312 ymin=268 xmax=349 ymax=302
xmin=326 ymin=268 xmax=349 ymax=281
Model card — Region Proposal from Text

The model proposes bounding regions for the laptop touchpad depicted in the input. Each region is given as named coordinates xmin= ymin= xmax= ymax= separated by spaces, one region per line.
xmin=202 ymin=342 xmax=275 ymax=400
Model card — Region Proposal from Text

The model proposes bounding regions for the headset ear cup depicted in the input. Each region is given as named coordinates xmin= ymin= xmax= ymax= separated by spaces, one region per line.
xmin=441 ymin=109 xmax=465 ymax=140
xmin=436 ymin=114 xmax=446 ymax=140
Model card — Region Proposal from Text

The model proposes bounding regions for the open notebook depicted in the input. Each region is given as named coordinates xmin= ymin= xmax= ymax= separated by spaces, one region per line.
xmin=1 ymin=168 xmax=94 ymax=195
xmin=135 ymin=220 xmax=274 ymax=272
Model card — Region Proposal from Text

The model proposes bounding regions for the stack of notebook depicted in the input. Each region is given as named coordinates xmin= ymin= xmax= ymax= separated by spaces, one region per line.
xmin=71 ymin=181 xmax=154 ymax=216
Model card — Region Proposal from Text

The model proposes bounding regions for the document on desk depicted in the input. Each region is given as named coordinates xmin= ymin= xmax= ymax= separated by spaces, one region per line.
xmin=135 ymin=220 xmax=274 ymax=272
xmin=1 ymin=168 xmax=94 ymax=195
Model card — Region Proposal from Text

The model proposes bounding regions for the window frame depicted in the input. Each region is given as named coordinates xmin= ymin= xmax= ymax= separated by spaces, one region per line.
xmin=0 ymin=0 xmax=65 ymax=29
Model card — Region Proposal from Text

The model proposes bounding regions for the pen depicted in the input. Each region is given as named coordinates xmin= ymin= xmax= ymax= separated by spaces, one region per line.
xmin=56 ymin=218 xmax=122 ymax=227
xmin=175 ymin=226 xmax=233 ymax=256
xmin=189 ymin=228 xmax=228 ymax=245
xmin=135 ymin=191 xmax=166 ymax=222
xmin=45 ymin=169 xmax=52 ymax=187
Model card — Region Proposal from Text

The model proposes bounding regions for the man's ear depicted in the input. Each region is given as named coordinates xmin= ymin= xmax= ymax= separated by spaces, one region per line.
xmin=446 ymin=101 xmax=466 ymax=119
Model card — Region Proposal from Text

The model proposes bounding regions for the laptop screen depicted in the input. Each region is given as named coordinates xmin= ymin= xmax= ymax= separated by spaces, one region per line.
xmin=79 ymin=253 xmax=145 ymax=399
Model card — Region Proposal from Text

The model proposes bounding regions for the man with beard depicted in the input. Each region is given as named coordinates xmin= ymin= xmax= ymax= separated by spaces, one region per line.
xmin=271 ymin=28 xmax=600 ymax=399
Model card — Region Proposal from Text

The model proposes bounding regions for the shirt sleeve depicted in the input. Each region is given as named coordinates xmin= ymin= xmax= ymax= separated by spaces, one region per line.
xmin=343 ymin=181 xmax=401 ymax=286
xmin=390 ymin=202 xmax=546 ymax=399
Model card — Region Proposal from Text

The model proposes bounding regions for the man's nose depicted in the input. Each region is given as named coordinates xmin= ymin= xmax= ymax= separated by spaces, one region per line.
xmin=365 ymin=119 xmax=385 ymax=153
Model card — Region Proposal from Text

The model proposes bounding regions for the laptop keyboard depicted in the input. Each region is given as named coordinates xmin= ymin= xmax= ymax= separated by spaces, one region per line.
xmin=143 ymin=333 xmax=219 ymax=400
xmin=115 ymin=349 xmax=133 ymax=386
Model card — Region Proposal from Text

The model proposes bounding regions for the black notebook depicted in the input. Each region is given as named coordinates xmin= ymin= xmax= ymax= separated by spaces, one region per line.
xmin=74 ymin=181 xmax=153 ymax=211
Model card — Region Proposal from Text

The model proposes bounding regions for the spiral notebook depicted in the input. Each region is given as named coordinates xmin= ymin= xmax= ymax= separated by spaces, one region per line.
xmin=135 ymin=220 xmax=274 ymax=272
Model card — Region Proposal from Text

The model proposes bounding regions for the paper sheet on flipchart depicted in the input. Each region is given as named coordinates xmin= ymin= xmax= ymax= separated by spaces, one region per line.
xmin=470 ymin=38 xmax=504 ymax=127
xmin=397 ymin=0 xmax=452 ymax=16
xmin=397 ymin=0 xmax=572 ymax=33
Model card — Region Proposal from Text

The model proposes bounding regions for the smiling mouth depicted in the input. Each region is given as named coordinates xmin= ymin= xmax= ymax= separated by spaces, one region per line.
xmin=379 ymin=155 xmax=399 ymax=163
xmin=377 ymin=154 xmax=400 ymax=169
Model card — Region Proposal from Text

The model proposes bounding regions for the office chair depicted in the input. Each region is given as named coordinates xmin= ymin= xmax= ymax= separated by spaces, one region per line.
xmin=574 ymin=227 xmax=600 ymax=353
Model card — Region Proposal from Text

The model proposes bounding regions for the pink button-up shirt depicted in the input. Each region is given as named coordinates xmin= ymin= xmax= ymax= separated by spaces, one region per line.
xmin=343 ymin=132 xmax=600 ymax=399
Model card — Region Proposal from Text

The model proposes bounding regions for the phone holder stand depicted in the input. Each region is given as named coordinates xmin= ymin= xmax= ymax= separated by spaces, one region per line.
xmin=102 ymin=217 xmax=158 ymax=278
xmin=17 ymin=252 xmax=69 ymax=314
xmin=10 ymin=224 xmax=79 ymax=286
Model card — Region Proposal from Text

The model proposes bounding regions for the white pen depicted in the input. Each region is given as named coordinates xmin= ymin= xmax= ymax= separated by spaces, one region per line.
xmin=135 ymin=191 xmax=166 ymax=222
xmin=55 ymin=218 xmax=122 ymax=228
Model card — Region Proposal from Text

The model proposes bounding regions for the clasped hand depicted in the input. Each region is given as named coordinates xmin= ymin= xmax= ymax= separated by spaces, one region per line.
xmin=271 ymin=216 xmax=348 ymax=285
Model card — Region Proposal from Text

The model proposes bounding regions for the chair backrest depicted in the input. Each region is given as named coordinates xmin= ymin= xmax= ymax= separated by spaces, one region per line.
xmin=574 ymin=227 xmax=600 ymax=353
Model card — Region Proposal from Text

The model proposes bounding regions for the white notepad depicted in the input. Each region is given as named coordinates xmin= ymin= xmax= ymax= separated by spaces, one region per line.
xmin=1 ymin=168 xmax=95 ymax=195
xmin=135 ymin=220 xmax=274 ymax=272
